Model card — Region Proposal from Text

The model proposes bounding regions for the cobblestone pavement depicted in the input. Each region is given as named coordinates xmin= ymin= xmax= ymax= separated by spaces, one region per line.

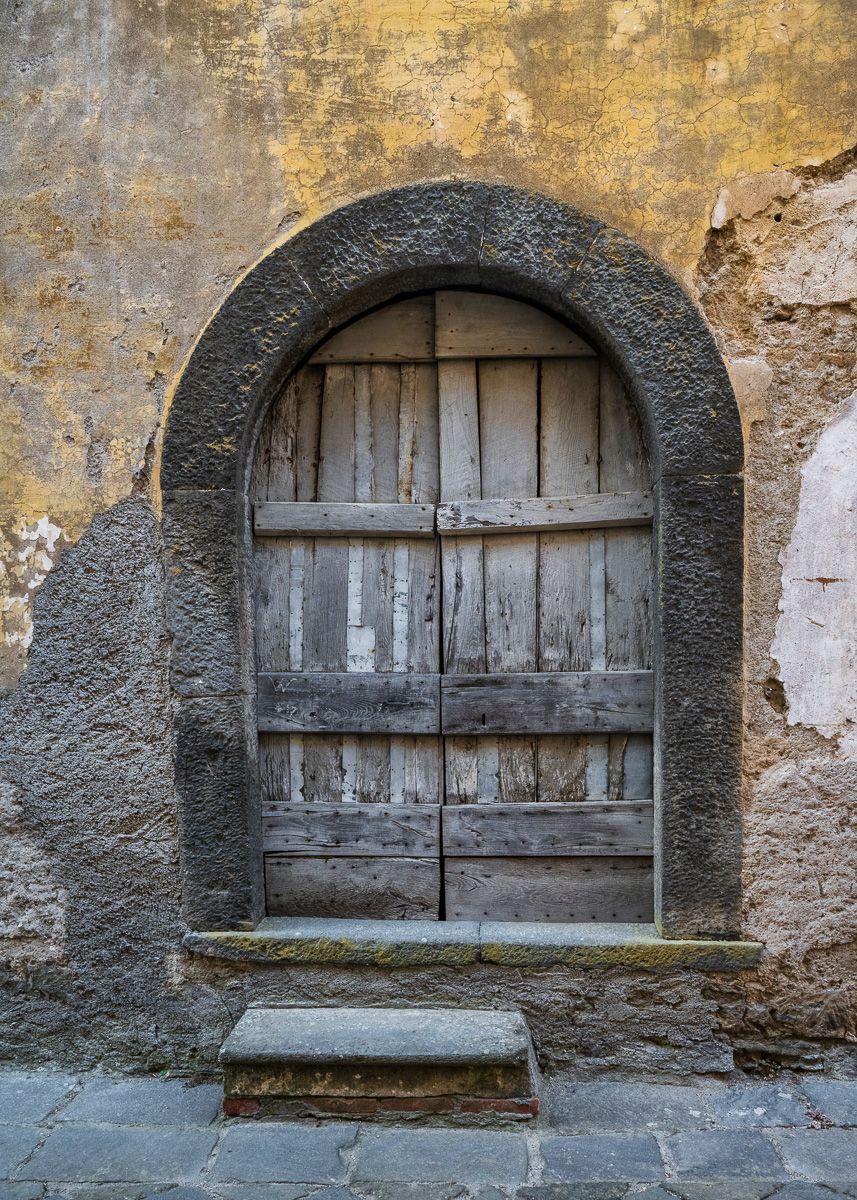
xmin=1 ymin=1072 xmax=857 ymax=1198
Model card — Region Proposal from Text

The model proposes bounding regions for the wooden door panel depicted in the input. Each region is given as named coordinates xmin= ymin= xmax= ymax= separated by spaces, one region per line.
xmin=445 ymin=858 xmax=654 ymax=922
xmin=442 ymin=802 xmax=653 ymax=856
xmin=266 ymin=856 xmax=440 ymax=919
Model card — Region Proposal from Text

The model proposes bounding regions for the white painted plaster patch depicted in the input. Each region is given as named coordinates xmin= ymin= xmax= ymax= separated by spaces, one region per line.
xmin=0 ymin=514 xmax=66 ymax=656
xmin=772 ymin=391 xmax=857 ymax=755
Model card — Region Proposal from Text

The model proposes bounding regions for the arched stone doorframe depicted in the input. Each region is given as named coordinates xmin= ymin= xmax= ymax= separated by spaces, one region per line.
xmin=161 ymin=183 xmax=744 ymax=942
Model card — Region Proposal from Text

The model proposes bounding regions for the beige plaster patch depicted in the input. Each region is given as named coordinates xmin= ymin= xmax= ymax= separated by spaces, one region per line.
xmin=0 ymin=781 xmax=66 ymax=964
xmin=711 ymin=170 xmax=801 ymax=229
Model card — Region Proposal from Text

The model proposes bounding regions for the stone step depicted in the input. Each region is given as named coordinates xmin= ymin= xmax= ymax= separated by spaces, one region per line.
xmin=219 ymin=1006 xmax=536 ymax=1109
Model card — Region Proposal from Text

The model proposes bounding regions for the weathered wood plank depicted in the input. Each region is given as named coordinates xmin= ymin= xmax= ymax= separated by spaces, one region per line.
xmin=623 ymin=732 xmax=654 ymax=800
xmin=441 ymin=671 xmax=654 ymax=734
xmin=361 ymin=539 xmax=395 ymax=672
xmin=439 ymin=358 xmax=485 ymax=675
xmin=540 ymin=358 xmax=600 ymax=496
xmin=599 ymin=360 xmax=651 ymax=493
xmin=498 ymin=736 xmax=536 ymax=805
xmin=317 ymin=365 xmax=356 ymax=500
xmin=442 ymin=801 xmax=654 ymax=856
xmin=254 ymin=501 xmax=435 ymax=538
xmin=402 ymin=737 xmax=443 ymax=805
xmin=266 ymin=855 xmax=440 ymax=919
xmin=302 ymin=539 xmax=348 ymax=671
xmin=251 ymin=373 xmax=298 ymax=502
xmin=445 ymin=737 xmax=478 ymax=805
xmin=406 ymin=539 xmax=440 ymax=672
xmin=397 ymin=362 xmax=440 ymax=505
xmin=437 ymin=491 xmax=653 ymax=534
xmin=295 ymin=368 xmax=324 ymax=502
xmin=261 ymin=802 xmax=440 ymax=855
xmin=538 ymin=357 xmax=600 ymax=801
xmin=309 ymin=296 xmax=435 ymax=363
xmin=254 ymin=537 xmax=291 ymax=672
xmin=444 ymin=856 xmax=654 ymax=922
xmin=435 ymin=291 xmax=595 ymax=359
xmin=258 ymin=733 xmax=291 ymax=803
xmin=258 ymin=672 xmax=441 ymax=733
xmin=302 ymin=734 xmax=343 ymax=803
xmin=537 ymin=735 xmax=587 ymax=802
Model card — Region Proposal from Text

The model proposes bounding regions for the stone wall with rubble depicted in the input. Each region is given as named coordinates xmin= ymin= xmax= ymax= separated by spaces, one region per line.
xmin=2 ymin=0 xmax=857 ymax=1077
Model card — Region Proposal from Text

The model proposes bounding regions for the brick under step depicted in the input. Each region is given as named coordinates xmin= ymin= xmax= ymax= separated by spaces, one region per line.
xmin=219 ymin=1006 xmax=537 ymax=1114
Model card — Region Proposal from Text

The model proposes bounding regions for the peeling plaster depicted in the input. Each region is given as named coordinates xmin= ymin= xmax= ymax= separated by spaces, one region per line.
xmin=0 ymin=515 xmax=66 ymax=690
xmin=772 ymin=392 xmax=857 ymax=756
xmin=0 ymin=781 xmax=66 ymax=966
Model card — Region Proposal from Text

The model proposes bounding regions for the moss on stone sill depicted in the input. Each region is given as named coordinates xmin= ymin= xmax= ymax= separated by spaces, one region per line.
xmin=183 ymin=918 xmax=762 ymax=971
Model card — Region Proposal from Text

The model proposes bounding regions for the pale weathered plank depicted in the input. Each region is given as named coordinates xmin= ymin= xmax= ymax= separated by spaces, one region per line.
xmin=479 ymin=358 xmax=539 ymax=804
xmin=397 ymin=362 xmax=440 ymax=504
xmin=265 ymin=855 xmax=440 ymax=919
xmin=537 ymin=357 xmax=600 ymax=802
xmin=295 ymin=368 xmax=324 ymax=502
xmin=444 ymin=737 xmax=478 ymax=806
xmin=254 ymin=501 xmax=435 ymax=538
xmin=439 ymin=359 xmax=485 ymax=677
xmin=368 ymin=364 xmax=401 ymax=501
xmin=302 ymin=539 xmax=348 ymax=671
xmin=361 ymin=539 xmax=395 ymax=672
xmin=406 ymin=540 xmax=440 ymax=672
xmin=435 ymin=292 xmax=595 ymax=358
xmin=258 ymin=672 xmax=441 ymax=733
xmin=309 ymin=296 xmax=435 ymax=363
xmin=355 ymin=735 xmax=390 ymax=804
xmin=402 ymin=736 xmax=443 ymax=805
xmin=442 ymin=801 xmax=654 ymax=856
xmin=251 ymin=373 xmax=298 ymax=502
xmin=261 ymin=802 xmax=440 ymax=855
xmin=436 ymin=491 xmax=653 ymax=534
xmin=302 ymin=735 xmax=343 ymax=804
xmin=317 ymin=365 xmax=356 ymax=500
xmin=254 ymin=537 xmax=291 ymax=672
xmin=441 ymin=671 xmax=654 ymax=734
xmin=444 ymin=856 xmax=654 ymax=922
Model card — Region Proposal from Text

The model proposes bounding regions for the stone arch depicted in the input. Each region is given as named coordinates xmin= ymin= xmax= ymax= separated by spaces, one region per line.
xmin=161 ymin=183 xmax=743 ymax=940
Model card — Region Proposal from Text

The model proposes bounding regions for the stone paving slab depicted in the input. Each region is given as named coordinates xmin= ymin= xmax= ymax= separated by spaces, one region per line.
xmin=56 ymin=1080 xmax=222 ymax=1127
xmin=777 ymin=1129 xmax=857 ymax=1180
xmin=209 ymin=1186 xmax=330 ymax=1200
xmin=353 ymin=1129 xmax=528 ymax=1185
xmin=212 ymin=1124 xmax=356 ymax=1184
xmin=0 ymin=1077 xmax=77 ymax=1126
xmin=0 ymin=1184 xmax=44 ymax=1200
xmin=541 ymin=1133 xmax=665 ymax=1182
xmin=18 ymin=1127 xmax=217 ymax=1184
xmin=704 ymin=1087 xmax=807 ymax=1129
xmin=545 ymin=1084 xmax=711 ymax=1132
xmin=801 ymin=1082 xmax=857 ymax=1127
xmin=0 ymin=1129 xmax=45 ymax=1179
xmin=667 ymin=1131 xmax=787 ymax=1181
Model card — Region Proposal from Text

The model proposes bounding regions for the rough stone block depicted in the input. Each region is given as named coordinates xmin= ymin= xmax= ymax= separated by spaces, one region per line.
xmin=56 ymin=1078 xmax=222 ymax=1126
xmin=211 ymin=1123 xmax=356 ymax=1183
xmin=666 ymin=1130 xmax=787 ymax=1181
xmin=516 ymin=1187 xmax=629 ymax=1199
xmin=802 ymin=1082 xmax=857 ymax=1126
xmin=284 ymin=183 xmax=487 ymax=324
xmin=705 ymin=1085 xmax=806 ymax=1128
xmin=0 ymin=1128 xmax=44 ymax=1180
xmin=355 ymin=1187 xmax=466 ymax=1200
xmin=545 ymin=1082 xmax=710 ymax=1132
xmin=0 ymin=1186 xmax=47 ymax=1200
xmin=540 ymin=1133 xmax=665 ymax=1182
xmin=0 ymin=1073 xmax=76 ymax=1123
xmin=777 ymin=1129 xmax=857 ymax=1180
xmin=220 ymin=1007 xmax=533 ymax=1099
xmin=210 ymin=1187 xmax=325 ymax=1200
xmin=353 ymin=1129 xmax=528 ymax=1184
xmin=18 ymin=1127 xmax=217 ymax=1183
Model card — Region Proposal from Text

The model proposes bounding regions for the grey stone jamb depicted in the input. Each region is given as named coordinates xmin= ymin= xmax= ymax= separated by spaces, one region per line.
xmin=160 ymin=181 xmax=745 ymax=941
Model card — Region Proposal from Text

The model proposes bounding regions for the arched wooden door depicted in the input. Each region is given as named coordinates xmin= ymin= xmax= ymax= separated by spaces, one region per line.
xmin=251 ymin=292 xmax=654 ymax=923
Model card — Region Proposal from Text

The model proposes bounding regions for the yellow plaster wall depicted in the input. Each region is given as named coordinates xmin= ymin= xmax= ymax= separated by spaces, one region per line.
xmin=3 ymin=0 xmax=856 ymax=688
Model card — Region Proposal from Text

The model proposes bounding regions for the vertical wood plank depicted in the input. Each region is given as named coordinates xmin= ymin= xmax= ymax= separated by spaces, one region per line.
xmin=445 ymin=737 xmax=478 ymax=805
xmin=412 ymin=363 xmax=440 ymax=504
xmin=407 ymin=540 xmax=440 ymax=672
xmin=318 ymin=365 xmax=356 ymax=500
xmin=361 ymin=539 xmax=395 ymax=672
xmin=303 ymin=736 xmax=343 ymax=804
xmin=478 ymin=359 xmax=539 ymax=804
xmin=296 ymin=366 xmax=324 ymax=502
xmin=369 ymin=365 xmax=400 ymax=502
xmin=537 ymin=358 xmax=600 ymax=803
xmin=259 ymin=734 xmax=290 ymax=802
xmin=254 ymin=538 xmax=290 ymax=673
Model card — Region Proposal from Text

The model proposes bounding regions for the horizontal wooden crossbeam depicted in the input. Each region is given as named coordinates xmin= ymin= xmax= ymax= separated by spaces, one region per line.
xmin=262 ymin=803 xmax=440 ymax=856
xmin=258 ymin=671 xmax=653 ymax=734
xmin=254 ymin=502 xmax=436 ymax=538
xmin=436 ymin=491 xmax=652 ymax=534
xmin=442 ymin=802 xmax=653 ymax=857
xmin=258 ymin=673 xmax=441 ymax=733
xmin=440 ymin=671 xmax=653 ymax=734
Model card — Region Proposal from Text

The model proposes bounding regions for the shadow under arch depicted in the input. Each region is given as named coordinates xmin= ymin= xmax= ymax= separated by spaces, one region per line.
xmin=161 ymin=183 xmax=743 ymax=940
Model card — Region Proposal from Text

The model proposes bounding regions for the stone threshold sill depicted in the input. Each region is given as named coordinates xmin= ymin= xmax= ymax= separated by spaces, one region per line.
xmin=184 ymin=918 xmax=762 ymax=971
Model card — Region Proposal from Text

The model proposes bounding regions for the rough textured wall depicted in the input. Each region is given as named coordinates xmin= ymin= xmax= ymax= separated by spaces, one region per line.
xmin=3 ymin=0 xmax=857 ymax=1074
